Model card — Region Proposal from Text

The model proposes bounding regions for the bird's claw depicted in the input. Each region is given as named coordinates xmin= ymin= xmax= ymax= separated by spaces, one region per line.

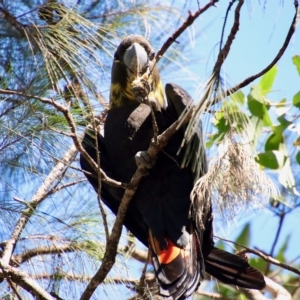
xmin=135 ymin=151 xmax=156 ymax=169
xmin=132 ymin=79 xmax=158 ymax=110
xmin=134 ymin=90 xmax=158 ymax=110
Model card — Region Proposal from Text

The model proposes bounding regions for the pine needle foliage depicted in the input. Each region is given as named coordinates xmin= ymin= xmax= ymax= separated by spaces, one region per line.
xmin=0 ymin=1 xmax=179 ymax=299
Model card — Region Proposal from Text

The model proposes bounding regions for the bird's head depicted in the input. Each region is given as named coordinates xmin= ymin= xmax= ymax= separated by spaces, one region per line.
xmin=109 ymin=35 xmax=165 ymax=109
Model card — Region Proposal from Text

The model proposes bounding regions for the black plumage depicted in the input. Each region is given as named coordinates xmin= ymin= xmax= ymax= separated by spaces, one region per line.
xmin=80 ymin=35 xmax=265 ymax=299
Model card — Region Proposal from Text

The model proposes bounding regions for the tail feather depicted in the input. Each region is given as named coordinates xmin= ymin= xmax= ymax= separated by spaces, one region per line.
xmin=205 ymin=247 xmax=266 ymax=290
xmin=149 ymin=231 xmax=201 ymax=300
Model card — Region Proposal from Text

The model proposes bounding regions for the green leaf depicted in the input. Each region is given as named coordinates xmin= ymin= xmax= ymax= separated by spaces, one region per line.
xmin=248 ymin=86 xmax=269 ymax=119
xmin=216 ymin=116 xmax=230 ymax=133
xmin=249 ymin=85 xmax=266 ymax=103
xmin=249 ymin=257 xmax=267 ymax=272
xmin=227 ymin=111 xmax=249 ymax=132
xmin=296 ymin=152 xmax=300 ymax=165
xmin=214 ymin=284 xmax=239 ymax=297
xmin=293 ymin=91 xmax=300 ymax=108
xmin=235 ymin=223 xmax=250 ymax=248
xmin=248 ymin=96 xmax=264 ymax=118
xmin=206 ymin=132 xmax=225 ymax=148
xmin=292 ymin=55 xmax=300 ymax=76
xmin=262 ymin=106 xmax=273 ymax=127
xmin=256 ymin=151 xmax=286 ymax=169
xmin=215 ymin=240 xmax=226 ymax=250
xmin=230 ymin=90 xmax=245 ymax=105
xmin=250 ymin=115 xmax=263 ymax=146
xmin=274 ymin=115 xmax=292 ymax=134
xmin=259 ymin=65 xmax=278 ymax=94
xmin=265 ymin=132 xmax=284 ymax=151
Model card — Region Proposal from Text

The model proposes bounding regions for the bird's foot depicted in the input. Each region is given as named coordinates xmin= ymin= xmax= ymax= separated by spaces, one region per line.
xmin=135 ymin=151 xmax=156 ymax=169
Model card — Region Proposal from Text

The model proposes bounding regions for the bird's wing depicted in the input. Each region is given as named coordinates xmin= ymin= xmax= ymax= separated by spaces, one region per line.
xmin=165 ymin=83 xmax=207 ymax=176
xmin=205 ymin=247 xmax=266 ymax=289
xmin=80 ymin=129 xmax=148 ymax=246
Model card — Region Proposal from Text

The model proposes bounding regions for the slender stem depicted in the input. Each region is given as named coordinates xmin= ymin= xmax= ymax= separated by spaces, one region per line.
xmin=216 ymin=236 xmax=300 ymax=276
xmin=155 ymin=0 xmax=219 ymax=62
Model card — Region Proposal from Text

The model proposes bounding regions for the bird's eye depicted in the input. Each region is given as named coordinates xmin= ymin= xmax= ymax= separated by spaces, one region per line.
xmin=140 ymin=62 xmax=149 ymax=75
xmin=149 ymin=52 xmax=155 ymax=60
xmin=140 ymin=67 xmax=147 ymax=76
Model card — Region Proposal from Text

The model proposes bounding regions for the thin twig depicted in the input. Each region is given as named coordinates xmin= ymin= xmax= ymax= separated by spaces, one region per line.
xmin=219 ymin=1 xmax=236 ymax=53
xmin=31 ymin=273 xmax=141 ymax=286
xmin=7 ymin=278 xmax=24 ymax=300
xmin=155 ymin=0 xmax=218 ymax=62
xmin=11 ymin=243 xmax=80 ymax=266
xmin=214 ymin=0 xmax=244 ymax=73
xmin=92 ymin=113 xmax=110 ymax=241
xmin=0 ymin=88 xmax=126 ymax=189
xmin=8 ymin=241 xmax=148 ymax=268
xmin=196 ymin=290 xmax=233 ymax=300
xmin=1 ymin=144 xmax=77 ymax=265
xmin=221 ymin=0 xmax=300 ymax=99
xmin=138 ymin=249 xmax=151 ymax=293
xmin=47 ymin=179 xmax=87 ymax=196
xmin=48 ymin=126 xmax=75 ymax=137
xmin=0 ymin=263 xmax=53 ymax=300
xmin=216 ymin=236 xmax=300 ymax=276
xmin=0 ymin=7 xmax=26 ymax=37
xmin=118 ymin=245 xmax=148 ymax=264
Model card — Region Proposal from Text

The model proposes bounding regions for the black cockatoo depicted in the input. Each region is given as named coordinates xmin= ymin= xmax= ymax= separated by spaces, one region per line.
xmin=80 ymin=35 xmax=265 ymax=299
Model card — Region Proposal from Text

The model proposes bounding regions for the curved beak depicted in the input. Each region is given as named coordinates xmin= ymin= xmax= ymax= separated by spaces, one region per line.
xmin=123 ymin=42 xmax=149 ymax=78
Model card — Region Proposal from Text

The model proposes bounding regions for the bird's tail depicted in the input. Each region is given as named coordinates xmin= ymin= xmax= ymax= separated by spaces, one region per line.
xmin=149 ymin=230 xmax=203 ymax=300
xmin=205 ymin=247 xmax=266 ymax=290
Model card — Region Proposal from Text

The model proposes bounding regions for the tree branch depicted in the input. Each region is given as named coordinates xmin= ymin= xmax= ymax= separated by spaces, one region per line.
xmin=265 ymin=276 xmax=292 ymax=300
xmin=213 ymin=0 xmax=244 ymax=73
xmin=242 ymin=277 xmax=292 ymax=300
xmin=0 ymin=262 xmax=53 ymax=300
xmin=47 ymin=179 xmax=87 ymax=196
xmin=0 ymin=88 xmax=126 ymax=190
xmin=7 ymin=278 xmax=24 ymax=300
xmin=12 ymin=243 xmax=80 ymax=266
xmin=7 ymin=241 xmax=147 ymax=270
xmin=0 ymin=7 xmax=26 ymax=37
xmin=118 ymin=245 xmax=148 ymax=264
xmin=1 ymin=145 xmax=77 ymax=264
xmin=0 ymin=144 xmax=78 ymax=299
xmin=155 ymin=0 xmax=218 ymax=62
xmin=222 ymin=0 xmax=300 ymax=98
xmin=216 ymin=236 xmax=300 ymax=276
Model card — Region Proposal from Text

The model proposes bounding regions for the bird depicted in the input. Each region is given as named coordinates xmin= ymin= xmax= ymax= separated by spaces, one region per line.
xmin=80 ymin=34 xmax=266 ymax=299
